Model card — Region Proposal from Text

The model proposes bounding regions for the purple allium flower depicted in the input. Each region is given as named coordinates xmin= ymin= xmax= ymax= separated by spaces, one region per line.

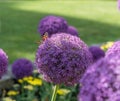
xmin=0 ymin=49 xmax=8 ymax=78
xmin=35 ymin=33 xmax=93 ymax=85
xmin=89 ymin=46 xmax=105 ymax=62
xmin=12 ymin=58 xmax=33 ymax=79
xmin=38 ymin=15 xmax=68 ymax=37
xmin=67 ymin=26 xmax=79 ymax=36
xmin=79 ymin=55 xmax=120 ymax=101
xmin=106 ymin=41 xmax=120 ymax=58
xmin=118 ymin=0 xmax=120 ymax=10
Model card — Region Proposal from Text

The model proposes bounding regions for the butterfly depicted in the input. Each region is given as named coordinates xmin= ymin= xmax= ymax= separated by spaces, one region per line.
xmin=36 ymin=32 xmax=48 ymax=44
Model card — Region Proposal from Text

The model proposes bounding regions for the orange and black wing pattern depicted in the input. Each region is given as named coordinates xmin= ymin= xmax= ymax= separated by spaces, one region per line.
xmin=36 ymin=32 xmax=49 ymax=44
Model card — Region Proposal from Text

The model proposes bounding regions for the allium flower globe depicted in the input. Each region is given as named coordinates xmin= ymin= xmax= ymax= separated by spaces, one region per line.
xmin=67 ymin=26 xmax=78 ymax=36
xmin=35 ymin=33 xmax=93 ymax=85
xmin=89 ymin=46 xmax=105 ymax=62
xmin=106 ymin=41 xmax=120 ymax=57
xmin=79 ymin=55 xmax=120 ymax=101
xmin=12 ymin=58 xmax=33 ymax=79
xmin=38 ymin=16 xmax=68 ymax=36
xmin=0 ymin=49 xmax=8 ymax=78
xmin=118 ymin=0 xmax=120 ymax=10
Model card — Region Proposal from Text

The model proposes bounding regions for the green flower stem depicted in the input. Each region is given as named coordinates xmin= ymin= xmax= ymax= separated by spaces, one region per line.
xmin=2 ymin=89 xmax=6 ymax=98
xmin=51 ymin=84 xmax=59 ymax=101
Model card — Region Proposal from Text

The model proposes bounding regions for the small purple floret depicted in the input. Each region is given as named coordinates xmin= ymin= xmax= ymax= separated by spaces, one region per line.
xmin=12 ymin=58 xmax=33 ymax=79
xmin=89 ymin=46 xmax=105 ymax=62
xmin=67 ymin=26 xmax=78 ymax=36
xmin=38 ymin=15 xmax=68 ymax=37
xmin=106 ymin=41 xmax=120 ymax=57
xmin=0 ymin=49 xmax=8 ymax=78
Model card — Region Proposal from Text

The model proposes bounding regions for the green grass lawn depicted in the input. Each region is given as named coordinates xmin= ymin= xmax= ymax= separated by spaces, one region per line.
xmin=0 ymin=0 xmax=120 ymax=63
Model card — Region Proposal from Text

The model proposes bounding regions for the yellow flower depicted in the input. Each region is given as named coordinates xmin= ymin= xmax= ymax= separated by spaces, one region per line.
xmin=22 ymin=76 xmax=34 ymax=82
xmin=23 ymin=77 xmax=29 ymax=81
xmin=100 ymin=45 xmax=106 ymax=50
xmin=2 ymin=97 xmax=16 ymax=101
xmin=32 ymin=98 xmax=38 ymax=101
xmin=106 ymin=42 xmax=114 ymax=48
xmin=57 ymin=89 xmax=70 ymax=95
xmin=7 ymin=90 xmax=19 ymax=96
xmin=18 ymin=79 xmax=23 ymax=83
xmin=100 ymin=41 xmax=114 ymax=51
xmin=27 ymin=78 xmax=42 ymax=86
xmin=28 ymin=76 xmax=33 ymax=80
xmin=38 ymin=74 xmax=42 ymax=79
xmin=24 ymin=85 xmax=34 ymax=91
xmin=33 ymin=70 xmax=38 ymax=73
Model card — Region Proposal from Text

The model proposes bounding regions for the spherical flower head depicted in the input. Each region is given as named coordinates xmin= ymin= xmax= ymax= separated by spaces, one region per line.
xmin=79 ymin=55 xmax=120 ymax=101
xmin=106 ymin=41 xmax=120 ymax=58
xmin=67 ymin=26 xmax=79 ymax=37
xmin=118 ymin=0 xmax=120 ymax=10
xmin=35 ymin=33 xmax=93 ymax=85
xmin=38 ymin=15 xmax=68 ymax=37
xmin=0 ymin=49 xmax=8 ymax=78
xmin=12 ymin=58 xmax=33 ymax=79
xmin=89 ymin=46 xmax=105 ymax=62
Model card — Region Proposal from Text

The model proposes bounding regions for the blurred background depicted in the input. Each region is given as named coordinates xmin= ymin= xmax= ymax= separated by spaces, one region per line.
xmin=0 ymin=0 xmax=120 ymax=63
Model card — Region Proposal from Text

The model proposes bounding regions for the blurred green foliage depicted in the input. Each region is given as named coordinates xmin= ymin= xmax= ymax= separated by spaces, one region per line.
xmin=0 ymin=0 xmax=120 ymax=63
